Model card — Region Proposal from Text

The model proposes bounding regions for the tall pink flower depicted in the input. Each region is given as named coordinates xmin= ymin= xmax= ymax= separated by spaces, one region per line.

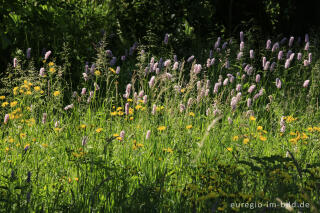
xmin=4 ymin=114 xmax=9 ymax=124
xmin=146 ymin=130 xmax=151 ymax=140
xmin=303 ymin=80 xmax=310 ymax=88
xmin=44 ymin=51 xmax=51 ymax=60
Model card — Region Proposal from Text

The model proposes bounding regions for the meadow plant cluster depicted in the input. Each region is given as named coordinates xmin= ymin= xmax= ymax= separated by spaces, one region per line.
xmin=0 ymin=31 xmax=320 ymax=212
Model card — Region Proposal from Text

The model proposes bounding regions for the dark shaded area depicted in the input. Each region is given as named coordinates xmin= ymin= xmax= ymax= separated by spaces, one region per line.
xmin=1 ymin=0 xmax=320 ymax=81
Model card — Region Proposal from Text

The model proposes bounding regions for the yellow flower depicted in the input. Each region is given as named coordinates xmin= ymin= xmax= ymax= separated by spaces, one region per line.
xmin=20 ymin=133 xmax=26 ymax=139
xmin=41 ymin=143 xmax=48 ymax=148
xmin=94 ymin=70 xmax=101 ymax=76
xmin=110 ymin=111 xmax=117 ymax=116
xmin=257 ymin=126 xmax=263 ymax=131
xmin=301 ymin=133 xmax=308 ymax=139
xmin=113 ymin=134 xmax=119 ymax=137
xmin=34 ymin=86 xmax=41 ymax=91
xmin=10 ymin=101 xmax=18 ymax=107
xmin=26 ymin=91 xmax=32 ymax=95
xmin=116 ymin=107 xmax=122 ymax=111
xmin=40 ymin=90 xmax=44 ymax=94
xmin=117 ymin=111 xmax=124 ymax=116
xmin=232 ymin=136 xmax=239 ymax=141
xmin=53 ymin=91 xmax=60 ymax=96
xmin=116 ymin=136 xmax=122 ymax=141
xmin=259 ymin=136 xmax=267 ymax=141
xmin=135 ymin=105 xmax=143 ymax=110
xmin=186 ymin=125 xmax=193 ymax=129
xmin=137 ymin=143 xmax=144 ymax=147
xmin=95 ymin=128 xmax=103 ymax=133
xmin=180 ymin=88 xmax=186 ymax=93
xmin=49 ymin=67 xmax=56 ymax=73
xmin=80 ymin=124 xmax=86 ymax=129
xmin=227 ymin=147 xmax=233 ymax=152
xmin=1 ymin=102 xmax=9 ymax=107
xmin=189 ymin=112 xmax=195 ymax=117
xmin=74 ymin=177 xmax=79 ymax=182
xmin=243 ymin=138 xmax=249 ymax=144
xmin=163 ymin=148 xmax=173 ymax=153
xmin=48 ymin=62 xmax=54 ymax=66
xmin=249 ymin=116 xmax=256 ymax=121
xmin=307 ymin=127 xmax=313 ymax=132
xmin=127 ymin=98 xmax=133 ymax=102
xmin=0 ymin=96 xmax=5 ymax=100
xmin=285 ymin=116 xmax=296 ymax=123
xmin=157 ymin=126 xmax=166 ymax=131
xmin=109 ymin=67 xmax=116 ymax=73
xmin=129 ymin=117 xmax=134 ymax=120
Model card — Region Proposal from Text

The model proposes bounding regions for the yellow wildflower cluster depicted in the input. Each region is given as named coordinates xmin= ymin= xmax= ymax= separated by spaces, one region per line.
xmin=132 ymin=140 xmax=144 ymax=150
xmin=283 ymin=116 xmax=297 ymax=123
xmin=289 ymin=131 xmax=308 ymax=144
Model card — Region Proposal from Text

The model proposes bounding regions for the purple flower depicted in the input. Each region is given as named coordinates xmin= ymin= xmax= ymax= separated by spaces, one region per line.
xmin=149 ymin=76 xmax=155 ymax=88
xmin=24 ymin=145 xmax=29 ymax=152
xmin=172 ymin=62 xmax=179 ymax=70
xmin=174 ymin=55 xmax=178 ymax=62
xmin=303 ymin=80 xmax=310 ymax=88
xmin=164 ymin=33 xmax=169 ymax=45
xmin=256 ymin=74 xmax=261 ymax=83
xmin=94 ymin=82 xmax=100 ymax=91
xmin=278 ymin=51 xmax=283 ymax=60
xmin=121 ymin=55 xmax=126 ymax=61
xmin=280 ymin=37 xmax=287 ymax=45
xmin=305 ymin=42 xmax=310 ymax=51
xmin=272 ymin=42 xmax=279 ymax=52
xmin=240 ymin=31 xmax=244 ymax=42
xmin=116 ymin=66 xmax=120 ymax=74
xmin=26 ymin=171 xmax=31 ymax=183
xmin=42 ymin=113 xmax=47 ymax=124
xmin=228 ymin=117 xmax=233 ymax=125
xmin=26 ymin=48 xmax=31 ymax=59
xmin=285 ymin=59 xmax=291 ymax=69
xmin=262 ymin=57 xmax=267 ymax=68
xmin=152 ymin=104 xmax=157 ymax=115
xmin=82 ymin=73 xmax=88 ymax=81
xmin=106 ymin=50 xmax=113 ymax=57
xmin=120 ymin=131 xmax=125 ymax=139
xmin=81 ymin=88 xmax=87 ymax=96
xmin=39 ymin=67 xmax=45 ymax=77
xmin=276 ymin=78 xmax=281 ymax=89
xmin=82 ymin=136 xmax=88 ymax=146
xmin=247 ymin=98 xmax=252 ymax=108
xmin=289 ymin=36 xmax=294 ymax=47
xmin=164 ymin=59 xmax=171 ymax=67
xmin=222 ymin=42 xmax=228 ymax=49
xmin=215 ymin=37 xmax=221 ymax=49
xmin=305 ymin=33 xmax=309 ymax=43
xmin=146 ymin=130 xmax=151 ymax=140
xmin=240 ymin=42 xmax=244 ymax=51
xmin=248 ymin=85 xmax=256 ymax=93
xmin=90 ymin=64 xmax=95 ymax=75
xmin=143 ymin=95 xmax=147 ymax=104
xmin=266 ymin=39 xmax=272 ymax=49
xmin=297 ymin=53 xmax=302 ymax=61
xmin=289 ymin=53 xmax=295 ymax=61
xmin=13 ymin=58 xmax=17 ymax=68
xmin=125 ymin=103 xmax=129 ymax=115
xmin=308 ymin=53 xmax=312 ymax=63
xmin=187 ymin=55 xmax=194 ymax=63
xmin=194 ymin=64 xmax=202 ymax=74
xmin=110 ymin=57 xmax=117 ymax=66
xmin=223 ymin=78 xmax=229 ymax=86
xmin=4 ymin=114 xmax=9 ymax=124
xmin=236 ymin=84 xmax=242 ymax=92
xmin=264 ymin=61 xmax=270 ymax=71
xmin=44 ymin=51 xmax=51 ymax=60
xmin=250 ymin=50 xmax=254 ymax=59
xmin=187 ymin=98 xmax=193 ymax=107
xmin=64 ymin=104 xmax=74 ymax=111
xmin=237 ymin=52 xmax=243 ymax=60
xmin=180 ymin=103 xmax=185 ymax=112
xmin=138 ymin=90 xmax=144 ymax=98
xmin=304 ymin=60 xmax=310 ymax=66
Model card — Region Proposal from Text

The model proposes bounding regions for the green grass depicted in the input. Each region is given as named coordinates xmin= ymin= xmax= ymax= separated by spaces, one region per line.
xmin=1 ymin=35 xmax=320 ymax=212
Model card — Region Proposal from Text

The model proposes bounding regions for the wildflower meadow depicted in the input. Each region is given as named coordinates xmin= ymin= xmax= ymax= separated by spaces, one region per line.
xmin=1 ymin=30 xmax=320 ymax=212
